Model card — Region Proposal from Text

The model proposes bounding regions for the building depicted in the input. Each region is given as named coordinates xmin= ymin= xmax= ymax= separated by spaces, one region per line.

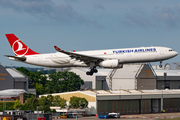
xmin=69 ymin=68 xmax=110 ymax=90
xmin=6 ymin=68 xmax=28 ymax=91
xmin=106 ymin=64 xmax=156 ymax=90
xmin=40 ymin=90 xmax=97 ymax=115
xmin=40 ymin=89 xmax=180 ymax=115
xmin=69 ymin=63 xmax=156 ymax=91
xmin=0 ymin=65 xmax=14 ymax=90
xmin=0 ymin=64 xmax=36 ymax=97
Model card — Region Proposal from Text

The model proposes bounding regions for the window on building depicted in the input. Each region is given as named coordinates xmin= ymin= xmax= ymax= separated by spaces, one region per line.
xmin=81 ymin=81 xmax=92 ymax=90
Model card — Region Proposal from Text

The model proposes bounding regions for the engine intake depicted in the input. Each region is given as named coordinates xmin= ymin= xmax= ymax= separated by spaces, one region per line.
xmin=99 ymin=59 xmax=123 ymax=68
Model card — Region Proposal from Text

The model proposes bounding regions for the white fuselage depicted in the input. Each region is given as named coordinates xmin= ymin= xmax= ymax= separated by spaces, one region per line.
xmin=16 ymin=46 xmax=178 ymax=68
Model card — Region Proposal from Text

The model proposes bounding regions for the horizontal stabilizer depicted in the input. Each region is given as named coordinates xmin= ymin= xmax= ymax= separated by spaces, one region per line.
xmin=4 ymin=55 xmax=26 ymax=61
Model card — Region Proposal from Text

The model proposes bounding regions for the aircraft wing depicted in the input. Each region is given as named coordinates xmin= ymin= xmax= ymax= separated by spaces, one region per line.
xmin=54 ymin=46 xmax=104 ymax=63
xmin=4 ymin=55 xmax=26 ymax=61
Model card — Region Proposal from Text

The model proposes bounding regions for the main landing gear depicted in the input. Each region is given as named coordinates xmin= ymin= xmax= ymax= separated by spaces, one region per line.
xmin=159 ymin=61 xmax=163 ymax=68
xmin=86 ymin=67 xmax=98 ymax=76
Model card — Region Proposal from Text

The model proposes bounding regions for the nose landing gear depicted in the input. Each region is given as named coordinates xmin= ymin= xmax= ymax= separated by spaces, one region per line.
xmin=159 ymin=61 xmax=163 ymax=68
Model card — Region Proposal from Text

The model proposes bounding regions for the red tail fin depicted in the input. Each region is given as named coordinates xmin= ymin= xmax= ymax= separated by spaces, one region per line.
xmin=5 ymin=34 xmax=39 ymax=56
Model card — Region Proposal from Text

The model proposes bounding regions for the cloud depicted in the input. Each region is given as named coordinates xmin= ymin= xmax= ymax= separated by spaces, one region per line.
xmin=124 ymin=5 xmax=180 ymax=30
xmin=0 ymin=0 xmax=102 ymax=27
xmin=124 ymin=7 xmax=153 ymax=28
xmin=93 ymin=3 xmax=105 ymax=10
xmin=152 ymin=6 xmax=180 ymax=29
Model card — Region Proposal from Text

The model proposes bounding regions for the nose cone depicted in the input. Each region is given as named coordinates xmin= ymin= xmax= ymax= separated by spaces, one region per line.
xmin=171 ymin=51 xmax=178 ymax=58
xmin=174 ymin=51 xmax=178 ymax=57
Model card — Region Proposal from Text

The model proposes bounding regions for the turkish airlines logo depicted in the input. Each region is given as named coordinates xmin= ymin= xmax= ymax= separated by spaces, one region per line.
xmin=12 ymin=40 xmax=29 ymax=56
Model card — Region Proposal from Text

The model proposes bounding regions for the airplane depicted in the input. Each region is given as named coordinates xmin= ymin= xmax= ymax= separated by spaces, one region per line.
xmin=0 ymin=89 xmax=26 ymax=98
xmin=5 ymin=34 xmax=178 ymax=76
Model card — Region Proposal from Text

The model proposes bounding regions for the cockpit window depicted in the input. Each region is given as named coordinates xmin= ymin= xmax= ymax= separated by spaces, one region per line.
xmin=169 ymin=49 xmax=174 ymax=51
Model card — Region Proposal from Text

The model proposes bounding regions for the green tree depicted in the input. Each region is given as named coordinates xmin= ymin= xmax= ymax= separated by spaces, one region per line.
xmin=17 ymin=67 xmax=84 ymax=95
xmin=16 ymin=67 xmax=30 ymax=76
xmin=38 ymin=96 xmax=48 ymax=106
xmin=43 ymin=105 xmax=51 ymax=113
xmin=51 ymin=109 xmax=56 ymax=113
xmin=36 ymin=83 xmax=44 ymax=95
xmin=60 ymin=98 xmax=67 ymax=108
xmin=38 ymin=96 xmax=51 ymax=113
xmin=13 ymin=99 xmax=22 ymax=110
xmin=47 ymin=95 xmax=54 ymax=106
xmin=39 ymin=74 xmax=47 ymax=87
xmin=53 ymin=96 xmax=67 ymax=108
xmin=79 ymin=98 xmax=88 ymax=108
xmin=47 ymin=71 xmax=84 ymax=93
xmin=16 ymin=67 xmax=48 ymax=85
xmin=69 ymin=96 xmax=79 ymax=108
xmin=23 ymin=95 xmax=38 ymax=111
xmin=53 ymin=96 xmax=61 ymax=106
xmin=69 ymin=96 xmax=88 ymax=109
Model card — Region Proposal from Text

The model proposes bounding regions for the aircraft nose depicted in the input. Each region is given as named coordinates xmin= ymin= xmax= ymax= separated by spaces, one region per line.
xmin=174 ymin=51 xmax=178 ymax=57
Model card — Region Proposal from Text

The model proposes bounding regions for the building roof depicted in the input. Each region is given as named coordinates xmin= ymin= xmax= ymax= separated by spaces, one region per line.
xmin=39 ymin=89 xmax=180 ymax=100
xmin=39 ymin=90 xmax=97 ymax=102
xmin=6 ymin=68 xmax=26 ymax=78
xmin=155 ymin=69 xmax=180 ymax=76
xmin=108 ymin=64 xmax=143 ymax=78
xmin=98 ymin=89 xmax=180 ymax=95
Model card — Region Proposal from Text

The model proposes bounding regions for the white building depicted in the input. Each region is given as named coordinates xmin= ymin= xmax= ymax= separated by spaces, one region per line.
xmin=69 ymin=63 xmax=156 ymax=91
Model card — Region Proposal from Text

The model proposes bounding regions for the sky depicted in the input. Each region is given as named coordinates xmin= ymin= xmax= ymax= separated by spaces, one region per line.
xmin=0 ymin=0 xmax=180 ymax=68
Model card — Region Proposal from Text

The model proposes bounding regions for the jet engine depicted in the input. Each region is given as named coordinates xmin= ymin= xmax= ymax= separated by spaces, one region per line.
xmin=99 ymin=59 xmax=123 ymax=68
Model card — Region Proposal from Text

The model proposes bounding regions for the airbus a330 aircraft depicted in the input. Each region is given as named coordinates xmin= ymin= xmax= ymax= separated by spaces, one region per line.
xmin=5 ymin=34 xmax=178 ymax=75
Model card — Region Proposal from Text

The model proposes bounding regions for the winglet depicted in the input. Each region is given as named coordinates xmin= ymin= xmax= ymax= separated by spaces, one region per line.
xmin=54 ymin=46 xmax=61 ymax=51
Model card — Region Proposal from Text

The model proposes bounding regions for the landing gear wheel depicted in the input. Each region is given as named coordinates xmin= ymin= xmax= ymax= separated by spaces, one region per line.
xmin=94 ymin=69 xmax=98 ymax=73
xmin=86 ymin=67 xmax=98 ymax=75
xmin=86 ymin=71 xmax=90 ymax=75
xmin=89 ymin=72 xmax=93 ymax=76
xmin=159 ymin=61 xmax=163 ymax=68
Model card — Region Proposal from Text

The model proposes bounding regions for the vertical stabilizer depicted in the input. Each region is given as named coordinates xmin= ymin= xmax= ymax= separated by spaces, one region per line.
xmin=5 ymin=34 xmax=39 ymax=56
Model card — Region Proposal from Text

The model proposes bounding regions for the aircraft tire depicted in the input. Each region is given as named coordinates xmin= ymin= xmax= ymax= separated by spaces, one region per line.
xmin=89 ymin=72 xmax=93 ymax=76
xmin=86 ymin=72 xmax=90 ymax=75
xmin=94 ymin=69 xmax=98 ymax=73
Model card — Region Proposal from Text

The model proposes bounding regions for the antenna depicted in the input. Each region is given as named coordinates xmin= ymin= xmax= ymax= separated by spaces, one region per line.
xmin=10 ymin=63 xmax=14 ymax=68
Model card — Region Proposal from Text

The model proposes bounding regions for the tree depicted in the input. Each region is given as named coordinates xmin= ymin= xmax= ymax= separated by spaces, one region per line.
xmin=13 ymin=99 xmax=22 ymax=110
xmin=79 ymin=98 xmax=88 ymax=108
xmin=23 ymin=95 xmax=38 ymax=111
xmin=38 ymin=96 xmax=51 ymax=113
xmin=16 ymin=67 xmax=48 ymax=85
xmin=53 ymin=96 xmax=61 ymax=106
xmin=47 ymin=71 xmax=84 ymax=93
xmin=69 ymin=96 xmax=79 ymax=108
xmin=36 ymin=83 xmax=44 ymax=95
xmin=69 ymin=96 xmax=88 ymax=109
xmin=16 ymin=67 xmax=30 ymax=76
xmin=47 ymin=95 xmax=54 ymax=106
xmin=16 ymin=67 xmax=84 ymax=95
xmin=60 ymin=98 xmax=67 ymax=108
xmin=53 ymin=96 xmax=67 ymax=108
xmin=38 ymin=96 xmax=48 ymax=106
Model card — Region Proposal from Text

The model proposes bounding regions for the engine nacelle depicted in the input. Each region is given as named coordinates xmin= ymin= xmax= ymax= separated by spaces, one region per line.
xmin=99 ymin=59 xmax=123 ymax=68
